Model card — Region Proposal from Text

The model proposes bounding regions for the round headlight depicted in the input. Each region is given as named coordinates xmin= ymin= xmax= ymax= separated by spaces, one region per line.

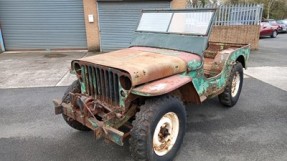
xmin=74 ymin=63 xmax=81 ymax=75
xmin=119 ymin=75 xmax=132 ymax=90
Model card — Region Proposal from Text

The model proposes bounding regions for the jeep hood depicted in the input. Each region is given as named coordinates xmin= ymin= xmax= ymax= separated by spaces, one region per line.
xmin=76 ymin=47 xmax=201 ymax=86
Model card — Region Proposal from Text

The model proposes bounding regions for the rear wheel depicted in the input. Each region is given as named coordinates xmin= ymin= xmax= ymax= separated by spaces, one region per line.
xmin=129 ymin=95 xmax=186 ymax=161
xmin=62 ymin=80 xmax=91 ymax=131
xmin=218 ymin=62 xmax=243 ymax=107
xmin=271 ymin=30 xmax=277 ymax=38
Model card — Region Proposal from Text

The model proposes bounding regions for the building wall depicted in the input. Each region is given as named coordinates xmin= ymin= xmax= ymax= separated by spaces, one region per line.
xmin=83 ymin=0 xmax=186 ymax=51
xmin=82 ymin=0 xmax=100 ymax=51
xmin=171 ymin=0 xmax=187 ymax=9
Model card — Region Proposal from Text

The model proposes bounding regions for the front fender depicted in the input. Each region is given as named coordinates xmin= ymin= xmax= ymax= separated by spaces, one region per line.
xmin=131 ymin=74 xmax=192 ymax=96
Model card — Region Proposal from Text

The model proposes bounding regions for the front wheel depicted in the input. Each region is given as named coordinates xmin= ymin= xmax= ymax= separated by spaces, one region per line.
xmin=218 ymin=62 xmax=243 ymax=107
xmin=129 ymin=95 xmax=186 ymax=161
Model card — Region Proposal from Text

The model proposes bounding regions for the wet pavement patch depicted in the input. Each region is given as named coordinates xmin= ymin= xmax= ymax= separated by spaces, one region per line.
xmin=44 ymin=53 xmax=67 ymax=58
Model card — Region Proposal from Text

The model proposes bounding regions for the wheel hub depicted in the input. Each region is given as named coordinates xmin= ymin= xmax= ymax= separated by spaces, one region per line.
xmin=231 ymin=71 xmax=240 ymax=97
xmin=153 ymin=112 xmax=179 ymax=156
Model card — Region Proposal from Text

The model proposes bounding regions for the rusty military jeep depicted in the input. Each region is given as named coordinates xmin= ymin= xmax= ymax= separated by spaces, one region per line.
xmin=53 ymin=9 xmax=250 ymax=161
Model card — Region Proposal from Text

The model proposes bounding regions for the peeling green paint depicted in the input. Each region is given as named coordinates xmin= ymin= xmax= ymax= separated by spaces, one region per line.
xmin=109 ymin=132 xmax=122 ymax=145
xmin=130 ymin=44 xmax=250 ymax=100
xmin=131 ymin=90 xmax=152 ymax=97
xmin=118 ymin=83 xmax=127 ymax=108
xmin=80 ymin=66 xmax=86 ymax=94
xmin=187 ymin=59 xmax=202 ymax=70
xmin=185 ymin=46 xmax=250 ymax=98
xmin=88 ymin=118 xmax=99 ymax=128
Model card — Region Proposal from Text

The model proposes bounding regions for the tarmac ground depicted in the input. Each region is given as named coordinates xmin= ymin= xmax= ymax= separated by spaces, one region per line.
xmin=0 ymin=34 xmax=287 ymax=161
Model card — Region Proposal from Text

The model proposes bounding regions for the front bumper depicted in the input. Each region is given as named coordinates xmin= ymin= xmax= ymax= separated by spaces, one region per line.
xmin=53 ymin=99 xmax=125 ymax=146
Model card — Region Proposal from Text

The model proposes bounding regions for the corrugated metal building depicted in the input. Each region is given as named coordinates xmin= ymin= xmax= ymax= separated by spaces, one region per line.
xmin=97 ymin=1 xmax=170 ymax=51
xmin=0 ymin=0 xmax=87 ymax=50
xmin=0 ymin=0 xmax=186 ymax=51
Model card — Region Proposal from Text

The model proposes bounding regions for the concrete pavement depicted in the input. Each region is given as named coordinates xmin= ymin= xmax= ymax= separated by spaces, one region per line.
xmin=245 ymin=67 xmax=287 ymax=91
xmin=0 ymin=51 xmax=99 ymax=89
xmin=244 ymin=34 xmax=287 ymax=92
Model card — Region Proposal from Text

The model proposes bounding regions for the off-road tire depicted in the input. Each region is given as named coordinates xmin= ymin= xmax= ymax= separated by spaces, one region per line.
xmin=62 ymin=80 xmax=91 ymax=131
xmin=271 ymin=30 xmax=277 ymax=38
xmin=129 ymin=95 xmax=186 ymax=161
xmin=218 ymin=62 xmax=243 ymax=107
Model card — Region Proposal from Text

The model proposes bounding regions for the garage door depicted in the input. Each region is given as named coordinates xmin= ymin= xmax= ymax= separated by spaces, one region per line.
xmin=0 ymin=0 xmax=87 ymax=50
xmin=98 ymin=1 xmax=170 ymax=51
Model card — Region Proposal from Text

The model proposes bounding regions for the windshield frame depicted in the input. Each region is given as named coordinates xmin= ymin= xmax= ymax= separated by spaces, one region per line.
xmin=136 ymin=9 xmax=217 ymax=37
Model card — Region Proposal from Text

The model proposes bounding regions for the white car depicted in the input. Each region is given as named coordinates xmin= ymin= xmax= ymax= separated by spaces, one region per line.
xmin=277 ymin=20 xmax=287 ymax=33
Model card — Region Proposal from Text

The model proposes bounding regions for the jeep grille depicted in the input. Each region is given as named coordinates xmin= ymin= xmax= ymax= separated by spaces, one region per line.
xmin=81 ymin=64 xmax=121 ymax=106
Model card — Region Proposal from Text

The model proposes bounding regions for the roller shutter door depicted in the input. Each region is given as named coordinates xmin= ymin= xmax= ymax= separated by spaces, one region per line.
xmin=98 ymin=1 xmax=170 ymax=51
xmin=0 ymin=0 xmax=87 ymax=50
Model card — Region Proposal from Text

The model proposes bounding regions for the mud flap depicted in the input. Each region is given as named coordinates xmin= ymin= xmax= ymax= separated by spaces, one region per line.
xmin=53 ymin=99 xmax=63 ymax=115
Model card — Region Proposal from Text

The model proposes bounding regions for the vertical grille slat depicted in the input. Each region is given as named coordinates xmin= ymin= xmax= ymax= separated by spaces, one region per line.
xmin=91 ymin=67 xmax=97 ymax=97
xmin=81 ymin=66 xmax=87 ymax=94
xmin=107 ymin=71 xmax=112 ymax=101
xmin=83 ymin=65 xmax=89 ymax=95
xmin=100 ymin=69 xmax=106 ymax=100
xmin=88 ymin=66 xmax=94 ymax=96
xmin=81 ymin=64 xmax=121 ymax=106
xmin=104 ymin=70 xmax=109 ymax=100
xmin=86 ymin=65 xmax=91 ymax=95
xmin=113 ymin=74 xmax=118 ymax=102
xmin=114 ymin=74 xmax=119 ymax=104
xmin=96 ymin=68 xmax=101 ymax=96
xmin=109 ymin=71 xmax=114 ymax=103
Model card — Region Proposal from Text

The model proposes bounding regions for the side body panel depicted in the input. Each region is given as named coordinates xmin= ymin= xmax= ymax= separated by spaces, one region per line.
xmin=132 ymin=44 xmax=250 ymax=102
xmin=191 ymin=45 xmax=250 ymax=100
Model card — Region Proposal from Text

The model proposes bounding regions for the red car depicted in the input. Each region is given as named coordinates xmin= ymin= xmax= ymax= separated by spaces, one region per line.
xmin=260 ymin=22 xmax=278 ymax=38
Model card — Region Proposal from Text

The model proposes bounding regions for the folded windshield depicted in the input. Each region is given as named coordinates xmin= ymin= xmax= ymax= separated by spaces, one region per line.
xmin=137 ymin=10 xmax=215 ymax=36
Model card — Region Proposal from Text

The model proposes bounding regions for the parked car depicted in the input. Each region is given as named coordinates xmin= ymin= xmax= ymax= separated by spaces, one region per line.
xmin=260 ymin=22 xmax=278 ymax=38
xmin=277 ymin=20 xmax=287 ymax=33
xmin=262 ymin=19 xmax=283 ymax=33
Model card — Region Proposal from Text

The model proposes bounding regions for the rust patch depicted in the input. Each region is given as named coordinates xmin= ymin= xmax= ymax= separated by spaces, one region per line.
xmin=203 ymin=44 xmax=236 ymax=78
xmin=77 ymin=47 xmax=197 ymax=87
xmin=132 ymin=75 xmax=192 ymax=96
xmin=133 ymin=47 xmax=201 ymax=63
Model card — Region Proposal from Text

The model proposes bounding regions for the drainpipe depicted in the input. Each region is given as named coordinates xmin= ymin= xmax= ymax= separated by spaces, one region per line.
xmin=0 ymin=27 xmax=5 ymax=52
